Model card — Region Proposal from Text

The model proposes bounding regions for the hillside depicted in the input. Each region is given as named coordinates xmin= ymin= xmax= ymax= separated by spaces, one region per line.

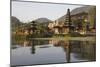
xmin=11 ymin=16 xmax=22 ymax=27
xmin=34 ymin=18 xmax=52 ymax=23
xmin=57 ymin=6 xmax=95 ymax=23
xmin=11 ymin=16 xmax=23 ymax=32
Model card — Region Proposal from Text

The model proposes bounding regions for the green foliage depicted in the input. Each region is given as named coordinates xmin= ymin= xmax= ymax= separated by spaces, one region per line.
xmin=88 ymin=6 xmax=96 ymax=27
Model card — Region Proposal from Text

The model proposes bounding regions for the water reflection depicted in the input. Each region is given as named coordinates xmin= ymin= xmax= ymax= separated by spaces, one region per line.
xmin=31 ymin=41 xmax=35 ymax=54
xmin=11 ymin=39 xmax=96 ymax=66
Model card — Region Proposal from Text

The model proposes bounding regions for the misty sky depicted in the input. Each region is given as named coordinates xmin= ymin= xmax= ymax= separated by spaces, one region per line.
xmin=12 ymin=1 xmax=84 ymax=23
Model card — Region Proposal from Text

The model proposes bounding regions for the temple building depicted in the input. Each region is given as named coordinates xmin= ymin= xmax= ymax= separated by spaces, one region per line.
xmin=48 ymin=7 xmax=96 ymax=35
xmin=48 ymin=8 xmax=75 ymax=34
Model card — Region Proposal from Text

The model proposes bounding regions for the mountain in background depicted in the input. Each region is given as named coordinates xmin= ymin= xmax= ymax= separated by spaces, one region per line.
xmin=57 ymin=6 xmax=95 ymax=23
xmin=70 ymin=6 xmax=93 ymax=15
xmin=11 ymin=16 xmax=22 ymax=27
xmin=11 ymin=16 xmax=23 ymax=32
xmin=34 ymin=18 xmax=52 ymax=23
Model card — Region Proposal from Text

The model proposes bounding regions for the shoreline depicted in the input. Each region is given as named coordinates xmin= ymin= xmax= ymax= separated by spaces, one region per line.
xmin=29 ymin=36 xmax=96 ymax=41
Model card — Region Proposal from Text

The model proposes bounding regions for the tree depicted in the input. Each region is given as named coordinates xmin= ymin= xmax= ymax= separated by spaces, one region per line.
xmin=88 ymin=6 xmax=96 ymax=28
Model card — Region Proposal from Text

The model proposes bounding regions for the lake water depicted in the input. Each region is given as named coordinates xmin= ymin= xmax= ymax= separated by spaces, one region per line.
xmin=11 ymin=39 xmax=96 ymax=66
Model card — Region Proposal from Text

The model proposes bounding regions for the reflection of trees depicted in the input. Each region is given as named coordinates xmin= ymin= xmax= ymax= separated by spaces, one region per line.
xmin=19 ymin=40 xmax=36 ymax=54
xmin=69 ymin=40 xmax=95 ymax=61
xmin=49 ymin=40 xmax=63 ymax=47
xmin=51 ymin=40 xmax=96 ymax=62
xmin=30 ymin=40 xmax=36 ymax=54
xmin=30 ymin=40 xmax=49 ymax=54
xmin=61 ymin=41 xmax=71 ymax=63
xmin=13 ymin=39 xmax=95 ymax=61
xmin=79 ymin=41 xmax=96 ymax=60
xmin=50 ymin=40 xmax=71 ymax=62
xmin=27 ymin=41 xmax=35 ymax=54
xmin=23 ymin=40 xmax=30 ymax=47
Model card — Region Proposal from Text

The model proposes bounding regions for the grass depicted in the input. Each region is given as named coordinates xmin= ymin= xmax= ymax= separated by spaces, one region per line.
xmin=30 ymin=36 xmax=96 ymax=41
xmin=12 ymin=33 xmax=96 ymax=42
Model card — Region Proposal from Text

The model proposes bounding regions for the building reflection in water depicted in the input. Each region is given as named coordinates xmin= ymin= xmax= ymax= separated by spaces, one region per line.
xmin=28 ymin=40 xmax=50 ymax=54
xmin=49 ymin=40 xmax=96 ymax=62
xmin=30 ymin=40 xmax=35 ymax=54
xmin=12 ymin=39 xmax=96 ymax=62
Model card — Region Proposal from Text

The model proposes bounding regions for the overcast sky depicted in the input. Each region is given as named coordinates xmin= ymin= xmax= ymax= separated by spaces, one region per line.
xmin=12 ymin=1 xmax=84 ymax=23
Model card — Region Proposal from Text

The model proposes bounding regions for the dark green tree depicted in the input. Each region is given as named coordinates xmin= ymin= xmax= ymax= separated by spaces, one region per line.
xmin=88 ymin=6 xmax=96 ymax=28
